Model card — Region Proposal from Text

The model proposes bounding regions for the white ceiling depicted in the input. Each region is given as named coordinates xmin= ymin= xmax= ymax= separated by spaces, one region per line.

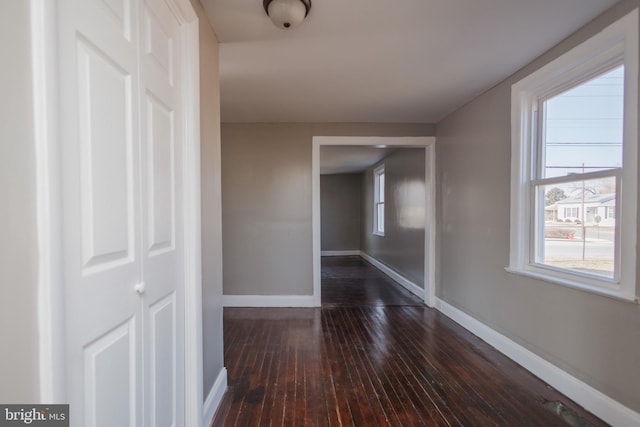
xmin=201 ymin=0 xmax=618 ymax=124
xmin=320 ymin=146 xmax=397 ymax=174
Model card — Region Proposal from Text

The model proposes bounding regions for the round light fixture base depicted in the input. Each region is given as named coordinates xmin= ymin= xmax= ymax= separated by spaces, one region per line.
xmin=263 ymin=0 xmax=311 ymax=30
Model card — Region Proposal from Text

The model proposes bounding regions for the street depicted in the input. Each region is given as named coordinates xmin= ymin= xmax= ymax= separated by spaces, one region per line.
xmin=544 ymin=238 xmax=614 ymax=260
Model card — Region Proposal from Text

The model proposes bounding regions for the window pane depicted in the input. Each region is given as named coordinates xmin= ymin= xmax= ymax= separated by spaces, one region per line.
xmin=379 ymin=173 xmax=385 ymax=202
xmin=537 ymin=176 xmax=616 ymax=278
xmin=543 ymin=66 xmax=624 ymax=178
xmin=377 ymin=203 xmax=384 ymax=232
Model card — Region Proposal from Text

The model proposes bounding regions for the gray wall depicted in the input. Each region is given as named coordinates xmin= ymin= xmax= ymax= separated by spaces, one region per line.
xmin=191 ymin=0 xmax=225 ymax=398
xmin=0 ymin=0 xmax=41 ymax=402
xmin=320 ymin=174 xmax=362 ymax=251
xmin=436 ymin=0 xmax=640 ymax=412
xmin=221 ymin=123 xmax=434 ymax=296
xmin=362 ymin=149 xmax=426 ymax=286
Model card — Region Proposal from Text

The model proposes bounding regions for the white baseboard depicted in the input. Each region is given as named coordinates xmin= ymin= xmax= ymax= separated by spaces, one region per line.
xmin=359 ymin=252 xmax=425 ymax=299
xmin=321 ymin=250 xmax=361 ymax=256
xmin=223 ymin=295 xmax=315 ymax=307
xmin=435 ymin=298 xmax=640 ymax=427
xmin=203 ymin=367 xmax=227 ymax=426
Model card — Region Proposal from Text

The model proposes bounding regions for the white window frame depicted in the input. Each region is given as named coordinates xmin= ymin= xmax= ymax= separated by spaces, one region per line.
xmin=508 ymin=10 xmax=638 ymax=302
xmin=373 ymin=164 xmax=385 ymax=236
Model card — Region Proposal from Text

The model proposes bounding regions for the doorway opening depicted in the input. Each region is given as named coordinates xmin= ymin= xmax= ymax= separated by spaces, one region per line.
xmin=312 ymin=136 xmax=436 ymax=307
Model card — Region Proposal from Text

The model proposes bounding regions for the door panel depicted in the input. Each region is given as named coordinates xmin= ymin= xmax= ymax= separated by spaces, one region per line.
xmin=141 ymin=1 xmax=185 ymax=424
xmin=149 ymin=293 xmax=177 ymax=426
xmin=144 ymin=9 xmax=174 ymax=85
xmin=59 ymin=0 xmax=142 ymax=424
xmin=100 ymin=0 xmax=133 ymax=40
xmin=145 ymin=94 xmax=175 ymax=256
xmin=58 ymin=0 xmax=186 ymax=424
xmin=83 ymin=320 xmax=137 ymax=427
xmin=77 ymin=39 xmax=135 ymax=272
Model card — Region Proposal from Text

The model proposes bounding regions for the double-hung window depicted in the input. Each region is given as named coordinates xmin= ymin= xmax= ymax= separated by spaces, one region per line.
xmin=373 ymin=165 xmax=385 ymax=235
xmin=508 ymin=11 xmax=638 ymax=301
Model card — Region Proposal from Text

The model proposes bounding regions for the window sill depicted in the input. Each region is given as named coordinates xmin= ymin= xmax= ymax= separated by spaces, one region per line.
xmin=373 ymin=231 xmax=385 ymax=237
xmin=505 ymin=266 xmax=638 ymax=304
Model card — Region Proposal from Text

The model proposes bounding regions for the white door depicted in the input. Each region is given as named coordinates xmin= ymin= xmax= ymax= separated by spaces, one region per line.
xmin=57 ymin=0 xmax=185 ymax=425
xmin=140 ymin=0 xmax=185 ymax=425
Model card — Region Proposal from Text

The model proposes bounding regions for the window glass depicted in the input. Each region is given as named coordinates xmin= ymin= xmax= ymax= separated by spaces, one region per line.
xmin=374 ymin=166 xmax=385 ymax=235
xmin=543 ymin=66 xmax=624 ymax=178
xmin=537 ymin=176 xmax=616 ymax=279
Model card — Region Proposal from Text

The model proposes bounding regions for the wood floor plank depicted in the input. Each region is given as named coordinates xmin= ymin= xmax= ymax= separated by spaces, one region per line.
xmin=320 ymin=309 xmax=356 ymax=426
xmin=341 ymin=307 xmax=407 ymax=426
xmin=211 ymin=256 xmax=607 ymax=427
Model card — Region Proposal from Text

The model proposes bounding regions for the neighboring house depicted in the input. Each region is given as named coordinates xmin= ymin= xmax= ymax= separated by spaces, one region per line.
xmin=552 ymin=193 xmax=616 ymax=226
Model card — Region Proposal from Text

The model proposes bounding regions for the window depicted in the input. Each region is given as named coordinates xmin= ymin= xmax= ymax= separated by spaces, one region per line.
xmin=564 ymin=207 xmax=579 ymax=219
xmin=373 ymin=165 xmax=385 ymax=235
xmin=508 ymin=11 xmax=638 ymax=301
xmin=606 ymin=206 xmax=615 ymax=219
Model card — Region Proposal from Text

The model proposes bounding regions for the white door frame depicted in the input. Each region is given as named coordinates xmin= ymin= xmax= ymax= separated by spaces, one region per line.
xmin=31 ymin=0 xmax=204 ymax=425
xmin=312 ymin=136 xmax=437 ymax=308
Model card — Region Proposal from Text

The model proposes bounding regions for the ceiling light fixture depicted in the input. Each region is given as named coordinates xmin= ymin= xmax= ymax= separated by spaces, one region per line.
xmin=263 ymin=0 xmax=311 ymax=30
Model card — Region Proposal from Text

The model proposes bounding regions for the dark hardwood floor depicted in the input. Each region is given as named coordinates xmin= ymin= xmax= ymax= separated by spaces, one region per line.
xmin=321 ymin=256 xmax=424 ymax=307
xmin=211 ymin=256 xmax=605 ymax=426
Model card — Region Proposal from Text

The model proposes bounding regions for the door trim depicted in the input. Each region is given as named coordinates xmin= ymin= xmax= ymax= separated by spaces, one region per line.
xmin=32 ymin=0 xmax=65 ymax=402
xmin=32 ymin=0 xmax=204 ymax=425
xmin=311 ymin=136 xmax=437 ymax=308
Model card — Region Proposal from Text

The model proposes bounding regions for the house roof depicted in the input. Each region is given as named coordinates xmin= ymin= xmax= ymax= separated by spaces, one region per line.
xmin=556 ymin=193 xmax=616 ymax=205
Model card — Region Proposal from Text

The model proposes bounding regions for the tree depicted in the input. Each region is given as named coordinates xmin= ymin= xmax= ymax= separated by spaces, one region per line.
xmin=545 ymin=187 xmax=567 ymax=206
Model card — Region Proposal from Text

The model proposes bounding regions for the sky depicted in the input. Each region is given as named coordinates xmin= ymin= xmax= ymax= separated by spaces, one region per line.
xmin=543 ymin=65 xmax=624 ymax=179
